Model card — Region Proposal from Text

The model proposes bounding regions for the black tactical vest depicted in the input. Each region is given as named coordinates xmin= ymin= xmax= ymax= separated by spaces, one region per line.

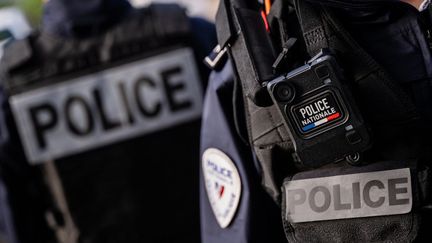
xmin=1 ymin=4 xmax=205 ymax=243
xmin=212 ymin=0 xmax=432 ymax=242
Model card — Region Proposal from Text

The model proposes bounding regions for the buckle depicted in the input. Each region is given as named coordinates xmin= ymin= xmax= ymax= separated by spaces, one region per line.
xmin=204 ymin=44 xmax=228 ymax=70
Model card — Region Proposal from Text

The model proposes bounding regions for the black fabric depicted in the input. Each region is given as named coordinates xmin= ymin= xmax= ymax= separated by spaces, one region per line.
xmin=228 ymin=37 xmax=295 ymax=200
xmin=215 ymin=0 xmax=236 ymax=49
xmin=0 ymin=4 xmax=216 ymax=243
xmin=214 ymin=0 xmax=300 ymax=202
xmin=321 ymin=4 xmax=432 ymax=162
xmin=306 ymin=0 xmax=398 ymax=10
xmin=214 ymin=0 xmax=432 ymax=241
xmin=294 ymin=0 xmax=329 ymax=56
xmin=216 ymin=0 xmax=276 ymax=107
xmin=0 ymin=88 xmax=57 ymax=243
xmin=3 ymin=5 xmax=192 ymax=95
xmin=293 ymin=4 xmax=432 ymax=164
xmin=235 ymin=8 xmax=276 ymax=84
xmin=282 ymin=160 xmax=429 ymax=243
xmin=42 ymin=0 xmax=132 ymax=39
xmin=279 ymin=2 xmax=432 ymax=242
xmin=213 ymin=1 xmax=291 ymax=196
xmin=333 ymin=3 xmax=432 ymax=123
xmin=247 ymin=0 xmax=428 ymax=202
xmin=267 ymin=0 xmax=308 ymax=77
xmin=57 ymin=121 xmax=202 ymax=243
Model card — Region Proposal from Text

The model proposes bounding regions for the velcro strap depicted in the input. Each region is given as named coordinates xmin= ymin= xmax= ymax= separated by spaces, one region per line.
xmin=294 ymin=0 xmax=329 ymax=57
xmin=216 ymin=0 xmax=237 ymax=49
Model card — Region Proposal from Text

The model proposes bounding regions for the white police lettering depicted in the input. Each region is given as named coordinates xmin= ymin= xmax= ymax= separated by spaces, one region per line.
xmin=202 ymin=148 xmax=241 ymax=229
xmin=294 ymin=93 xmax=343 ymax=132
xmin=284 ymin=168 xmax=412 ymax=223
xmin=10 ymin=48 xmax=202 ymax=164
xmin=299 ymin=98 xmax=331 ymax=119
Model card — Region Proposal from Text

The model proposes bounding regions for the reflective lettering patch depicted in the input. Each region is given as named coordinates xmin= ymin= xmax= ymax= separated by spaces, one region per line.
xmin=284 ymin=168 xmax=412 ymax=223
xmin=202 ymin=148 xmax=241 ymax=228
xmin=10 ymin=48 xmax=202 ymax=164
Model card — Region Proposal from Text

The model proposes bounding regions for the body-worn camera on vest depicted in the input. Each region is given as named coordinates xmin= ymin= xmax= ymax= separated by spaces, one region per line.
xmin=267 ymin=50 xmax=372 ymax=168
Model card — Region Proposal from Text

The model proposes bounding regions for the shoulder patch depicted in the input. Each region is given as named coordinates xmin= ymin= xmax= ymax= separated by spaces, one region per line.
xmin=202 ymin=148 xmax=241 ymax=228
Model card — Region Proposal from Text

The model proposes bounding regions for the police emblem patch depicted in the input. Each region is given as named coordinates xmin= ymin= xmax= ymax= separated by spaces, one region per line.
xmin=202 ymin=148 xmax=241 ymax=228
xmin=290 ymin=90 xmax=346 ymax=137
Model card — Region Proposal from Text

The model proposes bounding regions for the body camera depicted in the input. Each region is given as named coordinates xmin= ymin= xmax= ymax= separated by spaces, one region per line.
xmin=267 ymin=51 xmax=371 ymax=168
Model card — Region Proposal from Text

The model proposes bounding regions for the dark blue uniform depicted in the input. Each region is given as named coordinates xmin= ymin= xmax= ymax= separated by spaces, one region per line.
xmin=200 ymin=1 xmax=432 ymax=242
xmin=0 ymin=1 xmax=216 ymax=243
xmin=0 ymin=176 xmax=17 ymax=243
xmin=200 ymin=62 xmax=287 ymax=243
xmin=0 ymin=84 xmax=17 ymax=243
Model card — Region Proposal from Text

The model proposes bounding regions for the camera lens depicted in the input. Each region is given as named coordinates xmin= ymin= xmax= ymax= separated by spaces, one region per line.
xmin=274 ymin=82 xmax=296 ymax=103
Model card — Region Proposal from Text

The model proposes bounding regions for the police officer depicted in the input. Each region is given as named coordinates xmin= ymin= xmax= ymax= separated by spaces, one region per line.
xmin=200 ymin=0 xmax=432 ymax=242
xmin=0 ymin=0 xmax=216 ymax=243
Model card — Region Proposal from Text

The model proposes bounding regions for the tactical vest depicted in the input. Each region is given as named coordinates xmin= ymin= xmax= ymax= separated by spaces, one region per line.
xmin=0 ymin=176 xmax=17 ymax=243
xmin=211 ymin=0 xmax=432 ymax=242
xmin=1 ymin=4 xmax=204 ymax=243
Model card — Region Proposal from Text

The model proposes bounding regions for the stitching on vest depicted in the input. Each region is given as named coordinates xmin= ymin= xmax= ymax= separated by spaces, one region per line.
xmin=267 ymin=108 xmax=283 ymax=141
xmin=256 ymin=141 xmax=293 ymax=150
xmin=253 ymin=123 xmax=285 ymax=143
xmin=304 ymin=26 xmax=326 ymax=46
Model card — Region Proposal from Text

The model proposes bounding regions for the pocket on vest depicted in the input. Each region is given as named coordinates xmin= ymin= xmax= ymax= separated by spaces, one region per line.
xmin=281 ymin=160 xmax=430 ymax=242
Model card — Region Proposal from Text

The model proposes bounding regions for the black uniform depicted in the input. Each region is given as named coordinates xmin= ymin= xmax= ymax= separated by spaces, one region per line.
xmin=0 ymin=1 xmax=216 ymax=243
xmin=200 ymin=0 xmax=432 ymax=242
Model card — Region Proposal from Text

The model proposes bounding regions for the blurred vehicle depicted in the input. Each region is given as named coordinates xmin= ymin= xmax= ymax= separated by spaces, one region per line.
xmin=0 ymin=7 xmax=31 ymax=58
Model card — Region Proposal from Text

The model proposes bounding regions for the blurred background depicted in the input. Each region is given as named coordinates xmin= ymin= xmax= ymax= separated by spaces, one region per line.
xmin=132 ymin=0 xmax=219 ymax=21
xmin=0 ymin=0 xmax=219 ymax=27
xmin=0 ymin=0 xmax=219 ymax=58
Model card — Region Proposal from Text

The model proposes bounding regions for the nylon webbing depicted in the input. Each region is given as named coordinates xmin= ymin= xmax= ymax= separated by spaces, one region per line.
xmin=215 ymin=0 xmax=276 ymax=106
xmin=294 ymin=0 xmax=329 ymax=57
xmin=216 ymin=0 xmax=236 ymax=49
xmin=43 ymin=161 xmax=79 ymax=243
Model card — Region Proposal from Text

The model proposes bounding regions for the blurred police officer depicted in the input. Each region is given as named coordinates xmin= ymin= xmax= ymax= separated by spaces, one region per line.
xmin=0 ymin=0 xmax=216 ymax=243
xmin=200 ymin=0 xmax=432 ymax=242
xmin=0 ymin=171 xmax=18 ymax=243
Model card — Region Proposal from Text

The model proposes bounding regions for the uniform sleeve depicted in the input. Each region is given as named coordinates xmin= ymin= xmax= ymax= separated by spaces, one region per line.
xmin=189 ymin=17 xmax=217 ymax=89
xmin=190 ymin=17 xmax=217 ymax=62
xmin=199 ymin=62 xmax=286 ymax=243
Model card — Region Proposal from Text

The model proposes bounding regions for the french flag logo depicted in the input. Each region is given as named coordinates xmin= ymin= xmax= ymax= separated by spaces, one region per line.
xmin=215 ymin=182 xmax=225 ymax=199
xmin=302 ymin=112 xmax=341 ymax=132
